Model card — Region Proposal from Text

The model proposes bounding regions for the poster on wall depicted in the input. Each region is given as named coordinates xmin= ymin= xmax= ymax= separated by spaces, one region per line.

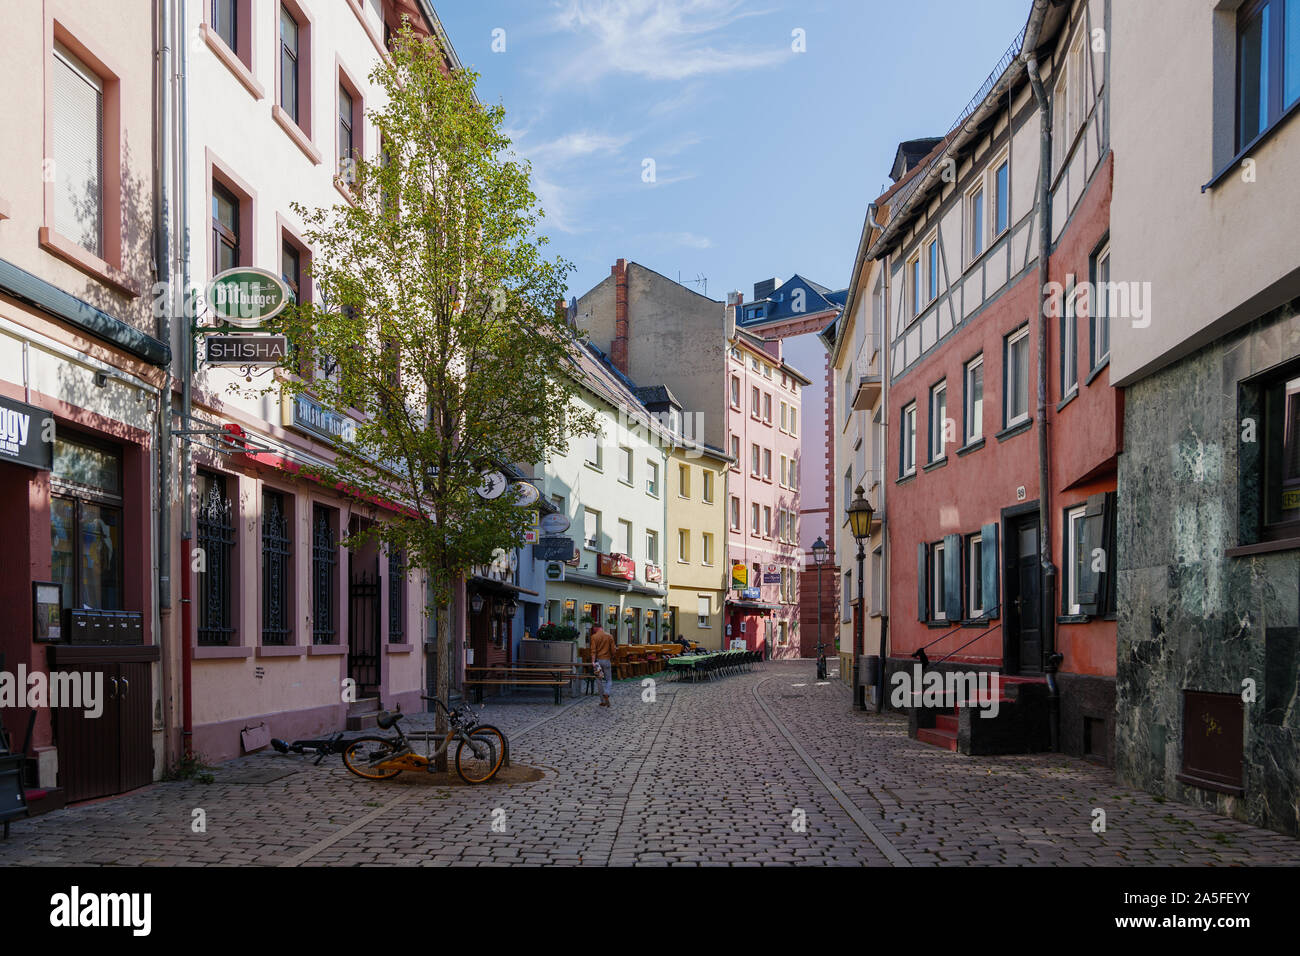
xmin=32 ymin=582 xmax=62 ymax=642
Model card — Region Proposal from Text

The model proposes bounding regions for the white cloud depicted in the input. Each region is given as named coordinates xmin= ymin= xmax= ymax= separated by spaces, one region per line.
xmin=550 ymin=0 xmax=790 ymax=82
xmin=527 ymin=130 xmax=633 ymax=161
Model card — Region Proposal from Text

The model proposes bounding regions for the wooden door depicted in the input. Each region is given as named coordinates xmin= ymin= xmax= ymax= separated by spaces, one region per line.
xmin=57 ymin=663 xmax=119 ymax=802
xmin=116 ymin=661 xmax=153 ymax=793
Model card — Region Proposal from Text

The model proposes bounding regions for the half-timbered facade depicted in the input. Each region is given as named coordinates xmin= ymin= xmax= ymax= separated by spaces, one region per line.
xmin=873 ymin=0 xmax=1120 ymax=760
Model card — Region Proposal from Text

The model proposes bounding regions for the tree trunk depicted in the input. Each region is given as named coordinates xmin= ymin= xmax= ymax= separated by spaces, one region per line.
xmin=434 ymin=565 xmax=453 ymax=772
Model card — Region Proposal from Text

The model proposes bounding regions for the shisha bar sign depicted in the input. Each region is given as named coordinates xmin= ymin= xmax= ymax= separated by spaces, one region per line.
xmin=206 ymin=268 xmax=290 ymax=329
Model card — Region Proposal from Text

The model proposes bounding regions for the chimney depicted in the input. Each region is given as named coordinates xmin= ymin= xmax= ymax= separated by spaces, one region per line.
xmin=611 ymin=258 xmax=629 ymax=374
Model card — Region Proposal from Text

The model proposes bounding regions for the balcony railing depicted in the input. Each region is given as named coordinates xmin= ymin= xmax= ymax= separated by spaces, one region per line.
xmin=851 ymin=335 xmax=883 ymax=411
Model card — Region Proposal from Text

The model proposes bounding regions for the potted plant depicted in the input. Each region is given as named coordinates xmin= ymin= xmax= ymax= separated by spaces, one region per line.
xmin=606 ymin=609 xmax=619 ymax=626
xmin=537 ymin=623 xmax=579 ymax=642
xmin=580 ymin=613 xmax=594 ymax=626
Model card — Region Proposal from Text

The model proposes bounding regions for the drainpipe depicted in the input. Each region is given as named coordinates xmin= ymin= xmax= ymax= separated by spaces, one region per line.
xmin=154 ymin=0 xmax=175 ymax=764
xmin=1021 ymin=1 xmax=1062 ymax=751
xmin=867 ymin=202 xmax=890 ymax=713
xmin=177 ymin=0 xmax=195 ymax=756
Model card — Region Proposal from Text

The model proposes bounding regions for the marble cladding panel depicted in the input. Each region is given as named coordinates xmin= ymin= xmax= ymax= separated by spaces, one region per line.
xmin=1116 ymin=300 xmax=1300 ymax=837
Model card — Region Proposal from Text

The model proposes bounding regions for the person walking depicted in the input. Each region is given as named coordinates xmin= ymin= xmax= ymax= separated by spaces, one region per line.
xmin=589 ymin=624 xmax=616 ymax=707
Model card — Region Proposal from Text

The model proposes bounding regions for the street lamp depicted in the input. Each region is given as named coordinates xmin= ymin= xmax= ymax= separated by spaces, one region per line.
xmin=846 ymin=486 xmax=878 ymax=711
xmin=812 ymin=536 xmax=828 ymax=679
xmin=469 ymin=592 xmax=484 ymax=615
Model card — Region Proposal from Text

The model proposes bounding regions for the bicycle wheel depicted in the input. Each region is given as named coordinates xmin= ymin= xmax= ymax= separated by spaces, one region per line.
xmin=455 ymin=725 xmax=507 ymax=784
xmin=341 ymin=736 xmax=404 ymax=780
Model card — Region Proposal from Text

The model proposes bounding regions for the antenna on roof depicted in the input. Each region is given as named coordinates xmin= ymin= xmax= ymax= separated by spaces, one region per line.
xmin=677 ymin=271 xmax=708 ymax=297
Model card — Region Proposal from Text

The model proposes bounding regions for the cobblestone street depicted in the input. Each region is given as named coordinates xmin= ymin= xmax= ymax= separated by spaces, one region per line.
xmin=3 ymin=662 xmax=1298 ymax=867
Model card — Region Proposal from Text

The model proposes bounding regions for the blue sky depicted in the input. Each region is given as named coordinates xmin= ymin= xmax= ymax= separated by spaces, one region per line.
xmin=436 ymin=0 xmax=1030 ymax=302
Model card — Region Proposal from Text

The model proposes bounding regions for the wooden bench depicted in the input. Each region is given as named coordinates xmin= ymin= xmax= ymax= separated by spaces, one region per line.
xmin=464 ymin=665 xmax=589 ymax=705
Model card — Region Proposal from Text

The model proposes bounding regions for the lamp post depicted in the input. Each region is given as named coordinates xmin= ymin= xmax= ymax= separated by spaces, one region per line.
xmin=812 ymin=537 xmax=828 ymax=680
xmin=846 ymin=486 xmax=876 ymax=709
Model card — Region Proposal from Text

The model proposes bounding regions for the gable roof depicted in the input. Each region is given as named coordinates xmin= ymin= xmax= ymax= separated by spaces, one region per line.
xmin=736 ymin=273 xmax=846 ymax=329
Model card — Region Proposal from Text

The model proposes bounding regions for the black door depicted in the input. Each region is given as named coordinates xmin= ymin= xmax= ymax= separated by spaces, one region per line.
xmin=1008 ymin=514 xmax=1042 ymax=674
xmin=348 ymin=568 xmax=381 ymax=698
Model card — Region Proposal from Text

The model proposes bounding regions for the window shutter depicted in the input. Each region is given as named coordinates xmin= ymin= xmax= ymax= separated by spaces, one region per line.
xmin=52 ymin=45 xmax=104 ymax=257
xmin=981 ymin=522 xmax=1000 ymax=617
xmin=944 ymin=533 xmax=962 ymax=621
xmin=697 ymin=595 xmax=710 ymax=619
xmin=1103 ymin=491 xmax=1118 ymax=615
xmin=1078 ymin=493 xmax=1106 ymax=614
xmin=917 ymin=542 xmax=928 ymax=621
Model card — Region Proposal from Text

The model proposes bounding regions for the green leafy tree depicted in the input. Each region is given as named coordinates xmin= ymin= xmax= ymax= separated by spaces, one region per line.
xmin=269 ymin=22 xmax=598 ymax=766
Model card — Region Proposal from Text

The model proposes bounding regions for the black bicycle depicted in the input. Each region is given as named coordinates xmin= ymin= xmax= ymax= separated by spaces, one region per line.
xmin=271 ymin=731 xmax=346 ymax=765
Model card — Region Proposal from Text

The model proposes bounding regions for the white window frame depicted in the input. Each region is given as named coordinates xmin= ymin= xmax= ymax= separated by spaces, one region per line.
xmin=1066 ymin=505 xmax=1087 ymax=615
xmin=967 ymin=181 xmax=985 ymax=263
xmin=902 ymin=402 xmax=917 ymax=476
xmin=619 ymin=446 xmax=633 ymax=485
xmin=697 ymin=594 xmax=711 ymax=628
xmin=1006 ymin=326 xmax=1031 ymax=427
xmin=1062 ymin=277 xmax=1078 ymax=400
xmin=618 ymin=519 xmax=633 ymax=556
xmin=751 ymin=502 xmax=760 ymax=536
xmin=924 ymin=231 xmax=940 ymax=305
xmin=584 ymin=433 xmax=602 ymax=470
xmin=992 ymin=152 xmax=1010 ymax=238
xmin=967 ymin=533 xmax=983 ymax=617
xmin=678 ymin=462 xmax=691 ymax=498
xmin=965 ymin=355 xmax=984 ymax=444
xmin=646 ymin=529 xmax=658 ymax=564
xmin=1092 ymin=242 xmax=1111 ymax=369
xmin=907 ymin=251 xmax=922 ymax=320
xmin=584 ymin=508 xmax=601 ymax=549
xmin=930 ymin=380 xmax=948 ymax=462
xmin=677 ymin=528 xmax=690 ymax=563
xmin=702 ymin=469 xmax=713 ymax=503
xmin=702 ymin=532 xmax=713 ymax=566
xmin=646 ymin=460 xmax=659 ymax=497
xmin=730 ymin=495 xmax=741 ymax=531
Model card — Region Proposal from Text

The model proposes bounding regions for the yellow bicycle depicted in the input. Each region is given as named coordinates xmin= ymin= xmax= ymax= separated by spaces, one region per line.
xmin=341 ymin=696 xmax=507 ymax=784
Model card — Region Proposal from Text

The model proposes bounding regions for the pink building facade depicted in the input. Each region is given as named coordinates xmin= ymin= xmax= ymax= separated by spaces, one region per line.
xmin=724 ymin=328 xmax=808 ymax=658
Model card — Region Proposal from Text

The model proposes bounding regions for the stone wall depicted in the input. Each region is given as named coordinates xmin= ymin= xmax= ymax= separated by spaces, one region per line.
xmin=1115 ymin=298 xmax=1300 ymax=837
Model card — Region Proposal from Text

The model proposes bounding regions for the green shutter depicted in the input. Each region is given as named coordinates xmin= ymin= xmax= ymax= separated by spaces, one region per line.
xmin=981 ymin=522 xmax=999 ymax=617
xmin=1078 ymin=493 xmax=1106 ymax=614
xmin=944 ymin=533 xmax=962 ymax=621
xmin=917 ymin=542 xmax=928 ymax=621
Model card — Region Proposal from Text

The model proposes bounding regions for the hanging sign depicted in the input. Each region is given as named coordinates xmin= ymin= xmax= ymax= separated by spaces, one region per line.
xmin=0 ymin=395 xmax=53 ymax=470
xmin=204 ymin=334 xmax=289 ymax=365
xmin=533 ymin=536 xmax=576 ymax=561
xmin=597 ymin=552 xmax=635 ymax=580
xmin=540 ymin=512 xmax=571 ymax=534
xmin=509 ymin=481 xmax=540 ymax=507
xmin=206 ymin=267 xmax=291 ymax=328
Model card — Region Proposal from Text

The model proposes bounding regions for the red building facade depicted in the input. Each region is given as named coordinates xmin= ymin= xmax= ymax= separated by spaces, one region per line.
xmin=875 ymin=0 xmax=1119 ymax=762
